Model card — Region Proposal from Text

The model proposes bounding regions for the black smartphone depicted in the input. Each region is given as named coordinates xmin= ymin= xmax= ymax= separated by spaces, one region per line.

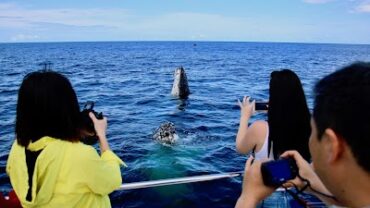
xmin=261 ymin=158 xmax=298 ymax=187
xmin=255 ymin=102 xmax=268 ymax=111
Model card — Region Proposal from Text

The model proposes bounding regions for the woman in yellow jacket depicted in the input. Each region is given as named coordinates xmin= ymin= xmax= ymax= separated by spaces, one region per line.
xmin=6 ymin=70 xmax=125 ymax=208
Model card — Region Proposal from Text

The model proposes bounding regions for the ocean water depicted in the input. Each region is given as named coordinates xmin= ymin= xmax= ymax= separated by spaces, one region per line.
xmin=0 ymin=41 xmax=370 ymax=207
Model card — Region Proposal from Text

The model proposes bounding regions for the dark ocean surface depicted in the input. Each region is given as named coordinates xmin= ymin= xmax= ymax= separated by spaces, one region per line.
xmin=0 ymin=41 xmax=370 ymax=207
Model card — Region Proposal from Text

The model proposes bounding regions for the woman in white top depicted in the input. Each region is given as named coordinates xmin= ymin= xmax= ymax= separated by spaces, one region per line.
xmin=236 ymin=69 xmax=311 ymax=162
xmin=236 ymin=70 xmax=317 ymax=207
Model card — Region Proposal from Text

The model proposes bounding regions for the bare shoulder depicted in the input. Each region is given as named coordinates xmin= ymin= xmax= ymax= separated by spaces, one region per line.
xmin=249 ymin=120 xmax=268 ymax=132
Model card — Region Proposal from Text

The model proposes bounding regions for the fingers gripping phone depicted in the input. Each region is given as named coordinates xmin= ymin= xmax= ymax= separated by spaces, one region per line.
xmin=261 ymin=158 xmax=298 ymax=187
xmin=238 ymin=97 xmax=268 ymax=111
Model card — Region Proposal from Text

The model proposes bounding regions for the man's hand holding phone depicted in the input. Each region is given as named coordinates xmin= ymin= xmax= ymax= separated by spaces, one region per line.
xmin=236 ymin=157 xmax=275 ymax=208
xmin=237 ymin=152 xmax=326 ymax=208
xmin=281 ymin=151 xmax=332 ymax=196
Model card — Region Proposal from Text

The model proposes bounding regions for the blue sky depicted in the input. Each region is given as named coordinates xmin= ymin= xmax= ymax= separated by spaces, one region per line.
xmin=0 ymin=0 xmax=370 ymax=44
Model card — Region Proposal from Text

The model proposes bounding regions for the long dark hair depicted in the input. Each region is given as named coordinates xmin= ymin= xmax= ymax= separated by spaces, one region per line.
xmin=267 ymin=69 xmax=311 ymax=161
xmin=16 ymin=70 xmax=81 ymax=147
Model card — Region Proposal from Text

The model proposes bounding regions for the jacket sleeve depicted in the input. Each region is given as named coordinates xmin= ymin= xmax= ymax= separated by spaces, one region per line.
xmin=79 ymin=146 xmax=126 ymax=195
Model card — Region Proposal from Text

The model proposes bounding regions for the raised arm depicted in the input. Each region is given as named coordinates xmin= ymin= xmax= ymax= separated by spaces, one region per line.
xmin=82 ymin=113 xmax=126 ymax=195
xmin=89 ymin=112 xmax=110 ymax=153
xmin=79 ymin=146 xmax=124 ymax=195
xmin=236 ymin=96 xmax=267 ymax=154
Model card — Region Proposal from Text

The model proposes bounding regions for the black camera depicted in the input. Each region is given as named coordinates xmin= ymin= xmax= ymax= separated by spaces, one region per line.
xmin=80 ymin=101 xmax=103 ymax=145
xmin=261 ymin=158 xmax=298 ymax=187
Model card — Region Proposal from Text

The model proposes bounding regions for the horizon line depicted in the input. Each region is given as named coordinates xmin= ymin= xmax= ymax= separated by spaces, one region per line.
xmin=0 ymin=40 xmax=370 ymax=46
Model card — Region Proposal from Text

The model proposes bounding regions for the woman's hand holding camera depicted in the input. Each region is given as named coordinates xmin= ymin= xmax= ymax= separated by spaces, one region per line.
xmin=89 ymin=112 xmax=110 ymax=152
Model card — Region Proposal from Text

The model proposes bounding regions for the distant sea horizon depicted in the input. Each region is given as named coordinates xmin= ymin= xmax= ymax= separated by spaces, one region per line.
xmin=1 ymin=40 xmax=370 ymax=46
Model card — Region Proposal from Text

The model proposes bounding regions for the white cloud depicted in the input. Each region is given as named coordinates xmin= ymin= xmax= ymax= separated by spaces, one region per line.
xmin=0 ymin=2 xmax=369 ymax=43
xmin=0 ymin=3 xmax=131 ymax=28
xmin=0 ymin=3 xmax=16 ymax=10
xmin=303 ymin=0 xmax=336 ymax=4
xmin=0 ymin=3 xmax=254 ymax=41
xmin=0 ymin=4 xmax=247 ymax=34
xmin=10 ymin=34 xmax=40 ymax=42
xmin=354 ymin=1 xmax=370 ymax=12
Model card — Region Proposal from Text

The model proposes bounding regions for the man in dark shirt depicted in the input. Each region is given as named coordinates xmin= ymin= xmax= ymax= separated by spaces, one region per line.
xmin=236 ymin=62 xmax=370 ymax=208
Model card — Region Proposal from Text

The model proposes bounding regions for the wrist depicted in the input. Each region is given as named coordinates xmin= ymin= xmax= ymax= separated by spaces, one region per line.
xmin=100 ymin=142 xmax=110 ymax=153
xmin=98 ymin=136 xmax=110 ymax=152
xmin=96 ymin=132 xmax=107 ymax=140
xmin=307 ymin=178 xmax=323 ymax=194
xmin=240 ymin=115 xmax=251 ymax=123
xmin=236 ymin=194 xmax=259 ymax=208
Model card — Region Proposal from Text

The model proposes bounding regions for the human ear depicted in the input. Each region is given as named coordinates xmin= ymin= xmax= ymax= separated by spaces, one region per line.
xmin=323 ymin=128 xmax=344 ymax=164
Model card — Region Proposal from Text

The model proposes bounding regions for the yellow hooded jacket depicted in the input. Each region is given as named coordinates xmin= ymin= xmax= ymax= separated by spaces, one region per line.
xmin=6 ymin=136 xmax=126 ymax=208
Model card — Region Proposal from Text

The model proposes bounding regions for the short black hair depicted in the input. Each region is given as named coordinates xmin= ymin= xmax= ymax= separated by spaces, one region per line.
xmin=268 ymin=69 xmax=311 ymax=161
xmin=313 ymin=62 xmax=370 ymax=172
xmin=16 ymin=70 xmax=81 ymax=146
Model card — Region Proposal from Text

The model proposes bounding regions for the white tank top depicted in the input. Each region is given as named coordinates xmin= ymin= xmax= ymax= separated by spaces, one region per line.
xmin=254 ymin=123 xmax=291 ymax=192
xmin=254 ymin=122 xmax=274 ymax=161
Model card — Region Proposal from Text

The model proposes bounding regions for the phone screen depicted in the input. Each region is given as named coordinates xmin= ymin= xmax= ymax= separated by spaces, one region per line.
xmin=267 ymin=159 xmax=293 ymax=178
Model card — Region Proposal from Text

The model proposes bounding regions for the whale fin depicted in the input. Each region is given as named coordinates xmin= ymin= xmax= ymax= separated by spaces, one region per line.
xmin=171 ymin=67 xmax=190 ymax=99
